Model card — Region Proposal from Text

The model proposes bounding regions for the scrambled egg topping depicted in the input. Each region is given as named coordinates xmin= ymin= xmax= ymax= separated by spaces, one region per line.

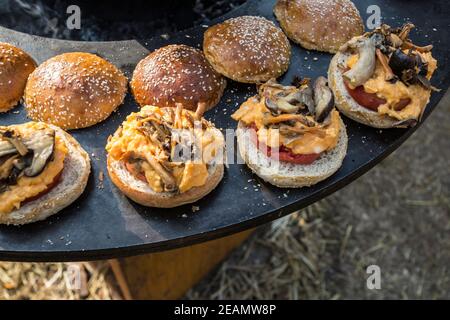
xmin=106 ymin=106 xmax=222 ymax=193
xmin=0 ymin=122 xmax=67 ymax=214
xmin=232 ymin=96 xmax=341 ymax=155
xmin=347 ymin=52 xmax=437 ymax=120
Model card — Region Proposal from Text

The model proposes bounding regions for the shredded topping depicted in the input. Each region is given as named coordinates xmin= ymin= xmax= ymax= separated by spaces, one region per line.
xmin=106 ymin=106 xmax=224 ymax=193
xmin=341 ymin=23 xmax=438 ymax=121
xmin=232 ymin=79 xmax=341 ymax=155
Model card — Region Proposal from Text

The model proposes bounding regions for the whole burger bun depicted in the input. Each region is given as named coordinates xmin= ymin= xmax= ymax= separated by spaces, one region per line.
xmin=0 ymin=42 xmax=36 ymax=112
xmin=203 ymin=16 xmax=291 ymax=84
xmin=274 ymin=0 xmax=364 ymax=53
xmin=25 ymin=52 xmax=127 ymax=130
xmin=131 ymin=44 xmax=226 ymax=112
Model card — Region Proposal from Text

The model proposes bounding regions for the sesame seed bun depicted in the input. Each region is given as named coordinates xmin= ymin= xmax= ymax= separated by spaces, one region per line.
xmin=236 ymin=119 xmax=348 ymax=188
xmin=106 ymin=107 xmax=225 ymax=208
xmin=203 ymin=16 xmax=291 ymax=84
xmin=107 ymin=155 xmax=224 ymax=208
xmin=0 ymin=42 xmax=36 ymax=113
xmin=274 ymin=0 xmax=364 ymax=53
xmin=131 ymin=45 xmax=226 ymax=112
xmin=24 ymin=52 xmax=128 ymax=130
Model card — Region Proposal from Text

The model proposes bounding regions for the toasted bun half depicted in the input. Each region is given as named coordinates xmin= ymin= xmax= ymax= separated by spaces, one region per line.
xmin=0 ymin=125 xmax=91 ymax=225
xmin=131 ymin=45 xmax=226 ymax=112
xmin=25 ymin=52 xmax=127 ymax=130
xmin=274 ymin=0 xmax=364 ymax=53
xmin=328 ymin=51 xmax=421 ymax=128
xmin=236 ymin=118 xmax=347 ymax=188
xmin=203 ymin=16 xmax=291 ymax=83
xmin=107 ymin=156 xmax=224 ymax=208
xmin=0 ymin=42 xmax=36 ymax=112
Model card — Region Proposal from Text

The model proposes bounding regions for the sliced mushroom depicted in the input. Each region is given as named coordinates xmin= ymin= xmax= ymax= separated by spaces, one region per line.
xmin=174 ymin=103 xmax=183 ymax=130
xmin=313 ymin=77 xmax=335 ymax=123
xmin=144 ymin=154 xmax=177 ymax=192
xmin=416 ymin=74 xmax=440 ymax=92
xmin=389 ymin=49 xmax=416 ymax=80
xmin=0 ymin=131 xmax=29 ymax=156
xmin=393 ymin=118 xmax=418 ymax=128
xmin=138 ymin=124 xmax=165 ymax=152
xmin=23 ymin=130 xmax=55 ymax=177
xmin=259 ymin=79 xmax=286 ymax=94
xmin=279 ymin=125 xmax=306 ymax=136
xmin=264 ymin=97 xmax=280 ymax=115
xmin=398 ymin=23 xmax=415 ymax=41
xmin=0 ymin=155 xmax=19 ymax=180
xmin=0 ymin=182 xmax=7 ymax=193
xmin=13 ymin=154 xmax=32 ymax=171
xmin=184 ymin=112 xmax=196 ymax=128
xmin=296 ymin=85 xmax=315 ymax=114
xmin=0 ymin=140 xmax=17 ymax=158
xmin=276 ymin=99 xmax=300 ymax=114
xmin=376 ymin=49 xmax=396 ymax=82
xmin=195 ymin=102 xmax=206 ymax=120
xmin=343 ymin=36 xmax=377 ymax=87
xmin=402 ymin=41 xmax=433 ymax=53
xmin=265 ymin=113 xmax=316 ymax=127
xmin=389 ymin=33 xmax=403 ymax=48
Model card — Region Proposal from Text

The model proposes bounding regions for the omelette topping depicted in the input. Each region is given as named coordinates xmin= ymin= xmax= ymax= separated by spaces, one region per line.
xmin=106 ymin=105 xmax=224 ymax=193
xmin=0 ymin=122 xmax=67 ymax=214
xmin=232 ymin=78 xmax=341 ymax=158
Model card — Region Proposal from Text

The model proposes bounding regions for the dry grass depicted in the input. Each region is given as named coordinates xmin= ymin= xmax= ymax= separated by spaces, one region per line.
xmin=0 ymin=262 xmax=120 ymax=300
xmin=187 ymin=201 xmax=345 ymax=300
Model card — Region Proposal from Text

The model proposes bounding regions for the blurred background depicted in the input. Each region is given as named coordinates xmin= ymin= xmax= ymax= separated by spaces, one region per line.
xmin=0 ymin=0 xmax=448 ymax=299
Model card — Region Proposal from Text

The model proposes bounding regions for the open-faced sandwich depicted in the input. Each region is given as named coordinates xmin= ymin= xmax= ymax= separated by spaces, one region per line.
xmin=232 ymin=77 xmax=347 ymax=188
xmin=106 ymin=104 xmax=225 ymax=208
xmin=0 ymin=122 xmax=90 ymax=225
xmin=328 ymin=23 xmax=438 ymax=128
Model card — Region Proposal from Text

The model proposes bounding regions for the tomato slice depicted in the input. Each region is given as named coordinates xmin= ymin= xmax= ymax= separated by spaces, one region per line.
xmin=22 ymin=169 xmax=63 ymax=204
xmin=277 ymin=146 xmax=321 ymax=164
xmin=344 ymin=80 xmax=411 ymax=112
xmin=344 ymin=80 xmax=386 ymax=111
xmin=248 ymin=124 xmax=320 ymax=165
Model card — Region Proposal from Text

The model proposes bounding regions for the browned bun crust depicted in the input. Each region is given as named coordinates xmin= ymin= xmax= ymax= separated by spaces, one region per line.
xmin=0 ymin=42 xmax=36 ymax=112
xmin=131 ymin=45 xmax=226 ymax=112
xmin=24 ymin=52 xmax=127 ymax=130
xmin=107 ymin=156 xmax=224 ymax=208
xmin=203 ymin=16 xmax=291 ymax=83
xmin=274 ymin=0 xmax=364 ymax=53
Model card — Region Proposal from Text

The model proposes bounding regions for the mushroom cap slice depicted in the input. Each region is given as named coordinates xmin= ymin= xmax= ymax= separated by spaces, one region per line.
xmin=23 ymin=130 xmax=55 ymax=177
xmin=0 ymin=131 xmax=29 ymax=156
xmin=342 ymin=36 xmax=377 ymax=87
xmin=0 ymin=140 xmax=18 ymax=158
xmin=313 ymin=77 xmax=335 ymax=123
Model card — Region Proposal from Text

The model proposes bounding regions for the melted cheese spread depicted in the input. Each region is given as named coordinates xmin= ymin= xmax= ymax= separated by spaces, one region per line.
xmin=231 ymin=97 xmax=341 ymax=154
xmin=0 ymin=122 xmax=67 ymax=214
xmin=106 ymin=106 xmax=222 ymax=193
xmin=347 ymin=51 xmax=437 ymax=120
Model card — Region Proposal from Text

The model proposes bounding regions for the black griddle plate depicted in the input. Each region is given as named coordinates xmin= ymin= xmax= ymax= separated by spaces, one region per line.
xmin=0 ymin=0 xmax=449 ymax=262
